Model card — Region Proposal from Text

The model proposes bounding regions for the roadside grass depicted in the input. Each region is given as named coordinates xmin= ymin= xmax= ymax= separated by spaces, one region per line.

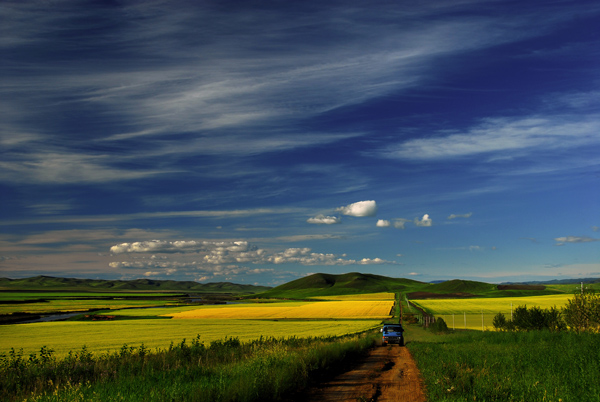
xmin=1 ymin=332 xmax=379 ymax=402
xmin=0 ymin=319 xmax=381 ymax=357
xmin=408 ymin=328 xmax=600 ymax=402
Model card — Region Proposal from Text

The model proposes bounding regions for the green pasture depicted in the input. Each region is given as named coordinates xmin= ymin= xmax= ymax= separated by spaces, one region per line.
xmin=411 ymin=294 xmax=574 ymax=331
xmin=0 ymin=319 xmax=381 ymax=357
xmin=0 ymin=292 xmax=183 ymax=301
xmin=408 ymin=330 xmax=600 ymax=401
xmin=0 ymin=299 xmax=181 ymax=315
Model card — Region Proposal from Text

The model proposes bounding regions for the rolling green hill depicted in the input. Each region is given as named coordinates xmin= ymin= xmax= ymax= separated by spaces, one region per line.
xmin=0 ymin=276 xmax=271 ymax=294
xmin=253 ymin=272 xmax=426 ymax=298
xmin=253 ymin=273 xmax=571 ymax=299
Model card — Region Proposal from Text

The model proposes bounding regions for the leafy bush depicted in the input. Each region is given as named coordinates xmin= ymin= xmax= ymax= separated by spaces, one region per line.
xmin=493 ymin=305 xmax=565 ymax=332
xmin=430 ymin=317 xmax=450 ymax=333
xmin=563 ymin=292 xmax=600 ymax=333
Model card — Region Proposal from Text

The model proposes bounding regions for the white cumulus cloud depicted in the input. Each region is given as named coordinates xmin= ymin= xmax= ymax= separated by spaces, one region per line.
xmin=109 ymin=240 xmax=397 ymax=272
xmin=307 ymin=215 xmax=341 ymax=224
xmin=336 ymin=200 xmax=377 ymax=217
xmin=376 ymin=219 xmax=391 ymax=227
xmin=414 ymin=214 xmax=433 ymax=227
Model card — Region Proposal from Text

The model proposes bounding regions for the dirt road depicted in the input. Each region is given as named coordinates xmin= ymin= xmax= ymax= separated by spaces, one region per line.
xmin=291 ymin=345 xmax=426 ymax=402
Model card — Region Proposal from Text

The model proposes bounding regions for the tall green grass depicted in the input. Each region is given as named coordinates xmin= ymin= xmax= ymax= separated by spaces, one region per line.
xmin=408 ymin=330 xmax=600 ymax=401
xmin=1 ymin=333 xmax=377 ymax=402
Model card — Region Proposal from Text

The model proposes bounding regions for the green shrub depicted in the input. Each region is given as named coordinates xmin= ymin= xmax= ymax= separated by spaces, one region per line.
xmin=430 ymin=317 xmax=449 ymax=333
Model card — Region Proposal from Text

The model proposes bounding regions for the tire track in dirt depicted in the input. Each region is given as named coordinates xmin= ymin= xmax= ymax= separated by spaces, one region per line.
xmin=289 ymin=345 xmax=426 ymax=402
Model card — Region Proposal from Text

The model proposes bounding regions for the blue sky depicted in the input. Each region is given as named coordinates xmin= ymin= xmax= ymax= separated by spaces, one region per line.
xmin=1 ymin=0 xmax=599 ymax=286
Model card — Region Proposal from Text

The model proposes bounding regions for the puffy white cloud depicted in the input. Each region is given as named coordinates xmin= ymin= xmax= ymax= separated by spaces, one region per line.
xmin=109 ymin=239 xmax=397 ymax=270
xmin=414 ymin=214 xmax=433 ymax=227
xmin=336 ymin=200 xmax=377 ymax=217
xmin=448 ymin=213 xmax=472 ymax=219
xmin=376 ymin=219 xmax=391 ymax=227
xmin=110 ymin=240 xmax=251 ymax=254
xmin=554 ymin=236 xmax=599 ymax=246
xmin=393 ymin=219 xmax=409 ymax=229
xmin=307 ymin=215 xmax=341 ymax=224
xmin=263 ymin=249 xmax=395 ymax=266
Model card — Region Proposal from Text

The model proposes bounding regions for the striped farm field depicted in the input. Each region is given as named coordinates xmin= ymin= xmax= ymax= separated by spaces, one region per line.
xmin=0 ymin=318 xmax=381 ymax=357
xmin=165 ymin=300 xmax=394 ymax=319
xmin=411 ymin=294 xmax=574 ymax=331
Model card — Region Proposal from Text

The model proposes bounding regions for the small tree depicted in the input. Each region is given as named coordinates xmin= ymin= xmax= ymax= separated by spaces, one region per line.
xmin=528 ymin=306 xmax=546 ymax=331
xmin=512 ymin=305 xmax=531 ymax=331
xmin=492 ymin=312 xmax=507 ymax=331
xmin=544 ymin=306 xmax=566 ymax=332
xmin=563 ymin=292 xmax=600 ymax=333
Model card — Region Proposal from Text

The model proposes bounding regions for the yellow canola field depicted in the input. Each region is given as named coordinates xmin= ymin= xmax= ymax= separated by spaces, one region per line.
xmin=412 ymin=294 xmax=573 ymax=315
xmin=166 ymin=300 xmax=394 ymax=319
xmin=412 ymin=294 xmax=574 ymax=331
xmin=0 ymin=319 xmax=381 ymax=357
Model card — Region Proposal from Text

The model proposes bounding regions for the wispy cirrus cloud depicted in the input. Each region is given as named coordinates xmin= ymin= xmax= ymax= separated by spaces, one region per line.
xmin=554 ymin=236 xmax=599 ymax=246
xmin=1 ymin=1 xmax=581 ymax=185
xmin=448 ymin=213 xmax=472 ymax=220
xmin=386 ymin=115 xmax=600 ymax=161
xmin=0 ymin=208 xmax=308 ymax=226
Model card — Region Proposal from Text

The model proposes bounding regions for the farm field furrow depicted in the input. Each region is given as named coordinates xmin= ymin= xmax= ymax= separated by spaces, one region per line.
xmin=166 ymin=300 xmax=394 ymax=319
xmin=0 ymin=319 xmax=381 ymax=357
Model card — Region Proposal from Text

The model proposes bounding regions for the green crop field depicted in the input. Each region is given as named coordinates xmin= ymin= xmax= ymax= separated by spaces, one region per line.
xmin=0 ymin=299 xmax=182 ymax=315
xmin=0 ymin=292 xmax=183 ymax=301
xmin=0 ymin=319 xmax=381 ymax=357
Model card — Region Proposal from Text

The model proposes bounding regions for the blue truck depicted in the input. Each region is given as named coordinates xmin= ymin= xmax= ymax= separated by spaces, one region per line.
xmin=381 ymin=323 xmax=404 ymax=346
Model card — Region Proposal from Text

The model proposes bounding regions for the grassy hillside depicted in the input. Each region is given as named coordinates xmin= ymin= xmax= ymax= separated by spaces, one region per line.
xmin=253 ymin=273 xmax=573 ymax=300
xmin=0 ymin=276 xmax=271 ymax=294
xmin=408 ymin=279 xmax=566 ymax=299
xmin=253 ymin=272 xmax=425 ymax=298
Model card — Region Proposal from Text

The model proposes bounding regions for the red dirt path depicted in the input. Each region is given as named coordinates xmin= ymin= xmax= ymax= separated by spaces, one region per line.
xmin=289 ymin=345 xmax=426 ymax=402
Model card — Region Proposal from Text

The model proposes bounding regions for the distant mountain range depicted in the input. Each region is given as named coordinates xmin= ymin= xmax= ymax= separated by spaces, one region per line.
xmin=0 ymin=275 xmax=271 ymax=294
xmin=1 ymin=273 xmax=597 ymax=298
xmin=500 ymin=278 xmax=600 ymax=285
